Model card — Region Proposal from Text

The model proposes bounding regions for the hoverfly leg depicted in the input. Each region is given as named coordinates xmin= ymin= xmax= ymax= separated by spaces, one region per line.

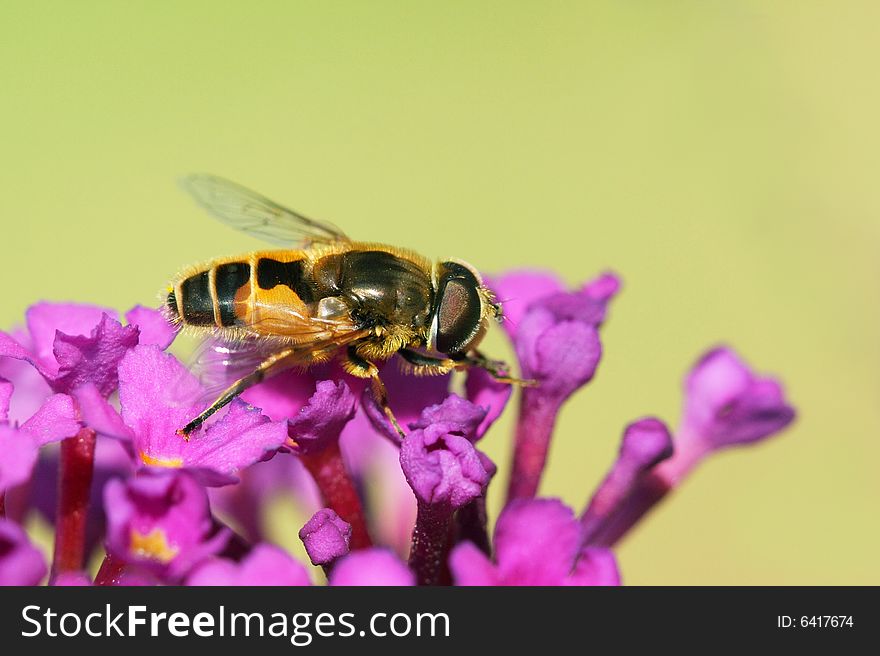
xmin=453 ymin=350 xmax=538 ymax=387
xmin=346 ymin=347 xmax=406 ymax=440
xmin=177 ymin=346 xmax=297 ymax=439
xmin=370 ymin=373 xmax=406 ymax=439
xmin=397 ymin=348 xmax=457 ymax=375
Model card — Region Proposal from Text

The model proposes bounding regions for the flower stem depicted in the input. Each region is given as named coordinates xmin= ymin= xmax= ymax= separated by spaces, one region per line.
xmin=583 ymin=470 xmax=672 ymax=547
xmin=50 ymin=427 xmax=97 ymax=581
xmin=507 ymin=391 xmax=561 ymax=501
xmin=455 ymin=498 xmax=492 ymax=555
xmin=94 ymin=553 xmax=126 ymax=586
xmin=300 ymin=442 xmax=372 ymax=549
xmin=408 ymin=501 xmax=454 ymax=586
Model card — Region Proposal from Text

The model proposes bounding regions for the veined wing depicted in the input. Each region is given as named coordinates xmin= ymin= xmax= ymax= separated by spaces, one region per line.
xmin=181 ymin=174 xmax=350 ymax=247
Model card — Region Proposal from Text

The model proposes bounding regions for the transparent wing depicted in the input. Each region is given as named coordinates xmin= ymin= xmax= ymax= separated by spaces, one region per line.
xmin=188 ymin=336 xmax=280 ymax=401
xmin=180 ymin=174 xmax=350 ymax=247
xmin=185 ymin=325 xmax=371 ymax=404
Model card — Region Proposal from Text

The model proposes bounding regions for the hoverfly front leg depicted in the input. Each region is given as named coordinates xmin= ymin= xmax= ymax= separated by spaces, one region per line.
xmin=346 ymin=346 xmax=406 ymax=440
xmin=177 ymin=347 xmax=298 ymax=439
xmin=396 ymin=348 xmax=458 ymax=375
xmin=398 ymin=348 xmax=537 ymax=387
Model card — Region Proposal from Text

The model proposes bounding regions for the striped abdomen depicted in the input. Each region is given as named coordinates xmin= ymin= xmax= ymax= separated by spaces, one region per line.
xmin=167 ymin=251 xmax=314 ymax=333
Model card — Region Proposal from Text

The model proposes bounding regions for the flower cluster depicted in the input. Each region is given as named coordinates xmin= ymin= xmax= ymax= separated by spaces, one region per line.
xmin=0 ymin=271 xmax=795 ymax=586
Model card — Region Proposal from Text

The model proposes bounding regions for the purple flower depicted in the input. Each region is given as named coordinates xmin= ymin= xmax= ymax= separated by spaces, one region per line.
xmin=450 ymin=499 xmax=620 ymax=586
xmin=680 ymin=347 xmax=797 ymax=453
xmin=363 ymin=359 xmax=511 ymax=445
xmin=242 ymin=369 xmax=371 ymax=550
xmin=0 ymin=389 xmax=84 ymax=494
xmin=186 ymin=543 xmax=311 ymax=586
xmin=0 ymin=425 xmax=40 ymax=493
xmin=104 ymin=471 xmax=229 ymax=580
xmin=0 ymin=519 xmax=47 ymax=585
xmin=580 ymin=347 xmax=796 ymax=548
xmin=0 ymin=265 xmax=798 ymax=590
xmin=490 ymin=271 xmax=620 ymax=500
xmin=580 ymin=418 xmax=673 ymax=545
xmin=77 ymin=345 xmax=288 ymax=486
xmin=52 ymin=572 xmax=92 ymax=586
xmin=208 ymin=454 xmax=320 ymax=543
xmin=0 ymin=303 xmax=139 ymax=398
xmin=285 ymin=380 xmax=357 ymax=455
xmin=409 ymin=394 xmax=487 ymax=440
xmin=124 ymin=305 xmax=177 ymax=351
xmin=658 ymin=346 xmax=796 ymax=487
xmin=400 ymin=424 xmax=492 ymax=509
xmin=26 ymin=436 xmax=133 ymax=559
xmin=299 ymin=508 xmax=352 ymax=566
xmin=18 ymin=393 xmax=82 ymax=446
xmin=0 ymin=378 xmax=12 ymax=423
xmin=400 ymin=419 xmax=493 ymax=585
xmin=329 ymin=549 xmax=415 ymax=586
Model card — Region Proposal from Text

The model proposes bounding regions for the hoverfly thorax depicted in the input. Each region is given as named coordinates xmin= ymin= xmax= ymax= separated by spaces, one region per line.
xmin=430 ymin=260 xmax=495 ymax=356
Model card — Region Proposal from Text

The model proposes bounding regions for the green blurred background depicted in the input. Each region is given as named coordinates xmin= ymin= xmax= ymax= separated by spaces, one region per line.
xmin=2 ymin=2 xmax=877 ymax=584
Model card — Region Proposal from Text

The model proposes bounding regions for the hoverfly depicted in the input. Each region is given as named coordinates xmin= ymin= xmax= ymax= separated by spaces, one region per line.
xmin=165 ymin=175 xmax=523 ymax=438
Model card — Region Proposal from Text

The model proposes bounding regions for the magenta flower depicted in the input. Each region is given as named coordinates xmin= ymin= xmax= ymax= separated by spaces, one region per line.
xmin=208 ymin=454 xmax=318 ymax=543
xmin=0 ymin=385 xmax=83 ymax=495
xmin=580 ymin=347 xmax=796 ymax=547
xmin=52 ymin=571 xmax=93 ymax=586
xmin=399 ymin=405 xmax=494 ymax=585
xmin=299 ymin=508 xmax=352 ymax=567
xmin=0 ymin=303 xmax=138 ymax=398
xmin=0 ymin=519 xmax=47 ymax=585
xmin=363 ymin=359 xmax=512 ymax=445
xmin=0 ymin=378 xmax=11 ymax=423
xmin=400 ymin=424 xmax=492 ymax=509
xmin=104 ymin=471 xmax=229 ymax=580
xmin=285 ymin=380 xmax=357 ymax=456
xmin=490 ymin=271 xmax=619 ymax=500
xmin=186 ymin=543 xmax=311 ymax=586
xmin=77 ymin=345 xmax=288 ymax=486
xmin=450 ymin=499 xmax=620 ymax=586
xmin=580 ymin=418 xmax=674 ymax=546
xmin=1 ymin=264 xmax=797 ymax=587
xmin=678 ymin=347 xmax=797 ymax=456
xmin=241 ymin=369 xmax=372 ymax=548
xmin=329 ymin=548 xmax=415 ymax=586
xmin=0 ymin=425 xmax=39 ymax=494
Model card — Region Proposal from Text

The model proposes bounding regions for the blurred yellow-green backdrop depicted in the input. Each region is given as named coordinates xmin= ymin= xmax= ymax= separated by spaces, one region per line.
xmin=2 ymin=2 xmax=877 ymax=584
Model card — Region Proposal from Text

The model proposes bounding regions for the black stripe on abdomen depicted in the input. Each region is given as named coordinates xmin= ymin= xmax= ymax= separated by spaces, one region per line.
xmin=215 ymin=262 xmax=251 ymax=327
xmin=256 ymin=258 xmax=315 ymax=302
xmin=180 ymin=271 xmax=215 ymax=325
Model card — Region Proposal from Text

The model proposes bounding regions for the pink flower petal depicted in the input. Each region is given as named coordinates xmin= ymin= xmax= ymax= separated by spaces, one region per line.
xmin=329 ymin=549 xmax=415 ymax=586
xmin=125 ymin=305 xmax=177 ymax=350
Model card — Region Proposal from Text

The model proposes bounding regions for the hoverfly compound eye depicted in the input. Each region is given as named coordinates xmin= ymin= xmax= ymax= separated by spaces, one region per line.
xmin=435 ymin=261 xmax=484 ymax=355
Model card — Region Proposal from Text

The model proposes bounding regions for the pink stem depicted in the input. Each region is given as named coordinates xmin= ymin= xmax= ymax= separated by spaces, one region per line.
xmin=50 ymin=427 xmax=97 ymax=581
xmin=506 ymin=392 xmax=562 ymax=501
xmin=408 ymin=501 xmax=454 ymax=586
xmin=300 ymin=442 xmax=372 ymax=550
xmin=94 ymin=553 xmax=127 ymax=586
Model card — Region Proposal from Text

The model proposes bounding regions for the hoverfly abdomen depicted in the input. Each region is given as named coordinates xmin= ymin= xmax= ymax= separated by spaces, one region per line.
xmin=179 ymin=271 xmax=215 ymax=326
xmin=170 ymin=259 xmax=254 ymax=329
xmin=255 ymin=257 xmax=315 ymax=303
xmin=215 ymin=261 xmax=252 ymax=326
